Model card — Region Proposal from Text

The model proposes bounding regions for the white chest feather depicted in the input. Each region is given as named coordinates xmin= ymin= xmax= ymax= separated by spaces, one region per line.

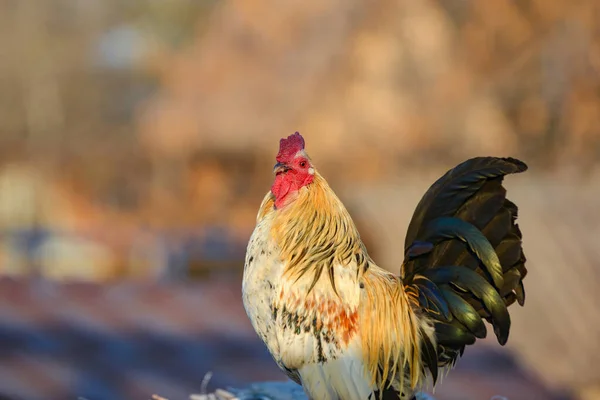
xmin=242 ymin=213 xmax=284 ymax=361
xmin=298 ymin=338 xmax=375 ymax=400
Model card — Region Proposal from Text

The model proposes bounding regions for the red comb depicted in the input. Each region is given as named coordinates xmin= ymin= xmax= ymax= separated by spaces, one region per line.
xmin=276 ymin=132 xmax=305 ymax=162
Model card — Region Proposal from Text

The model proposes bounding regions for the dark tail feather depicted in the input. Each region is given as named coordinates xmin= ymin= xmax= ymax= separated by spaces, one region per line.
xmin=402 ymin=157 xmax=528 ymax=378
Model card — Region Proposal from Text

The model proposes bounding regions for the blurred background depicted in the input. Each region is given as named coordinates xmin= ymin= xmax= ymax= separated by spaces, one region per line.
xmin=0 ymin=0 xmax=599 ymax=399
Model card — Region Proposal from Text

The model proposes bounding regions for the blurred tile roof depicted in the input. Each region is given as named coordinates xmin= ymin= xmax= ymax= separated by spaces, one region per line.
xmin=0 ymin=278 xmax=572 ymax=400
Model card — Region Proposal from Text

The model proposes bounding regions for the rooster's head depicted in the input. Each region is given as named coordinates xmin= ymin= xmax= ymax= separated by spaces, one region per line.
xmin=271 ymin=132 xmax=315 ymax=209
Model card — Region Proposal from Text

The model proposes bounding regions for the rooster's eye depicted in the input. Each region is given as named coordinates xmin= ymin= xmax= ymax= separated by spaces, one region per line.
xmin=299 ymin=161 xmax=307 ymax=168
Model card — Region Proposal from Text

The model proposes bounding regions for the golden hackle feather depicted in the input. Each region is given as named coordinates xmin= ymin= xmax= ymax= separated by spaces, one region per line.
xmin=256 ymin=191 xmax=275 ymax=222
xmin=269 ymin=173 xmax=368 ymax=291
xmin=360 ymin=269 xmax=428 ymax=393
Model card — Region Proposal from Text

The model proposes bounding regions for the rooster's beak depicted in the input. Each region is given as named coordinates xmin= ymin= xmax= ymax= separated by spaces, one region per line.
xmin=274 ymin=162 xmax=290 ymax=175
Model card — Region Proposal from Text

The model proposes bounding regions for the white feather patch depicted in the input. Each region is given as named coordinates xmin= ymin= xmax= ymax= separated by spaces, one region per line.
xmin=298 ymin=339 xmax=374 ymax=400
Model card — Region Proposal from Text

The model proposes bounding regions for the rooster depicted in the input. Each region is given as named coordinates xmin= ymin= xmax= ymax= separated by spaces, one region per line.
xmin=242 ymin=132 xmax=528 ymax=400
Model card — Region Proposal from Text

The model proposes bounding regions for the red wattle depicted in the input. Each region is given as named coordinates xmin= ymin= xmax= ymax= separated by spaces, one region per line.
xmin=271 ymin=171 xmax=314 ymax=209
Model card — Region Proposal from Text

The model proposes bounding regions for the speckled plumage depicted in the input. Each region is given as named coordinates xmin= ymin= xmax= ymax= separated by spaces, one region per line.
xmin=242 ymin=133 xmax=528 ymax=400
xmin=242 ymin=188 xmax=368 ymax=390
xmin=243 ymin=175 xmax=429 ymax=400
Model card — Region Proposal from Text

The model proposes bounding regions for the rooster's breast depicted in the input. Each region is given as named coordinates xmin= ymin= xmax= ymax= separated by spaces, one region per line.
xmin=242 ymin=216 xmax=287 ymax=367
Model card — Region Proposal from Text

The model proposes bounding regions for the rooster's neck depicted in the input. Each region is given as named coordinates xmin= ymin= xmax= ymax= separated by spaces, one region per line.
xmin=269 ymin=173 xmax=370 ymax=286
